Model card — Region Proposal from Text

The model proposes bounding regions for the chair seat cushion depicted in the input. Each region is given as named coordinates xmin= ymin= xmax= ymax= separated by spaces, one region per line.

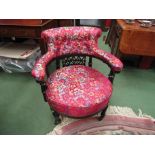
xmin=46 ymin=65 xmax=112 ymax=117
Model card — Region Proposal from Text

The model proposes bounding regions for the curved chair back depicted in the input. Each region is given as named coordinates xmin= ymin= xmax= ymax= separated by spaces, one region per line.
xmin=41 ymin=26 xmax=102 ymax=68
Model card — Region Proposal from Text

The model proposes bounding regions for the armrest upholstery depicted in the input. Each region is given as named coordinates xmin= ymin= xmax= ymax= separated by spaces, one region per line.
xmin=32 ymin=48 xmax=123 ymax=82
xmin=93 ymin=48 xmax=123 ymax=72
xmin=31 ymin=51 xmax=56 ymax=81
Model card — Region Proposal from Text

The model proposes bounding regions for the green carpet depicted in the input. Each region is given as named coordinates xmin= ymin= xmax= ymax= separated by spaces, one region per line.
xmin=0 ymin=32 xmax=155 ymax=134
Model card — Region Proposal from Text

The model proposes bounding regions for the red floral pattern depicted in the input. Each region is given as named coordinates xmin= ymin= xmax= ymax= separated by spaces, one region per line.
xmin=32 ymin=27 xmax=123 ymax=81
xmin=46 ymin=65 xmax=112 ymax=117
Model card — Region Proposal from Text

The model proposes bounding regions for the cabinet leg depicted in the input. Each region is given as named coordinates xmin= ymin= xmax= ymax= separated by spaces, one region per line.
xmin=139 ymin=56 xmax=154 ymax=69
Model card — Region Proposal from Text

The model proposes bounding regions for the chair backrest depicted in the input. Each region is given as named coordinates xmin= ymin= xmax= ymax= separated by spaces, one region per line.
xmin=41 ymin=27 xmax=102 ymax=57
xmin=41 ymin=27 xmax=102 ymax=68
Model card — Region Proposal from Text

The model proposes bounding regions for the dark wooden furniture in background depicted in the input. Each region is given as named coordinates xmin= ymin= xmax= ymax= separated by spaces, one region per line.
xmin=57 ymin=19 xmax=74 ymax=27
xmin=105 ymin=20 xmax=120 ymax=55
xmin=0 ymin=19 xmax=74 ymax=55
xmin=106 ymin=19 xmax=155 ymax=68
xmin=75 ymin=19 xmax=106 ymax=31
xmin=0 ymin=19 xmax=59 ymax=54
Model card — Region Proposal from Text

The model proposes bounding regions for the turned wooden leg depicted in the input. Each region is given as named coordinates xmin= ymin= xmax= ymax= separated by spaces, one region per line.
xmin=98 ymin=105 xmax=108 ymax=121
xmin=52 ymin=111 xmax=61 ymax=125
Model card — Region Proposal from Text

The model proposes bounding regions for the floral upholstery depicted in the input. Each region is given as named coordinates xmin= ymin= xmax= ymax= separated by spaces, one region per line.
xmin=32 ymin=27 xmax=123 ymax=81
xmin=46 ymin=65 xmax=112 ymax=117
xmin=31 ymin=26 xmax=123 ymax=118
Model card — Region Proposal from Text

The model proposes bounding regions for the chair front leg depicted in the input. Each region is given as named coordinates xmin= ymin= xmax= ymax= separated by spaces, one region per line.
xmin=98 ymin=105 xmax=108 ymax=121
xmin=36 ymin=80 xmax=47 ymax=102
xmin=52 ymin=110 xmax=61 ymax=125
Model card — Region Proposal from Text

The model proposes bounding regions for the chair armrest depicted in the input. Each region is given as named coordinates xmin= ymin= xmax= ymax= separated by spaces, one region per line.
xmin=31 ymin=51 xmax=55 ymax=81
xmin=94 ymin=48 xmax=123 ymax=72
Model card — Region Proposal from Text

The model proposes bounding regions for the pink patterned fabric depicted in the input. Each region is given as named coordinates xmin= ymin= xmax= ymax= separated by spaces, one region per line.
xmin=46 ymin=65 xmax=112 ymax=117
xmin=32 ymin=27 xmax=123 ymax=81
